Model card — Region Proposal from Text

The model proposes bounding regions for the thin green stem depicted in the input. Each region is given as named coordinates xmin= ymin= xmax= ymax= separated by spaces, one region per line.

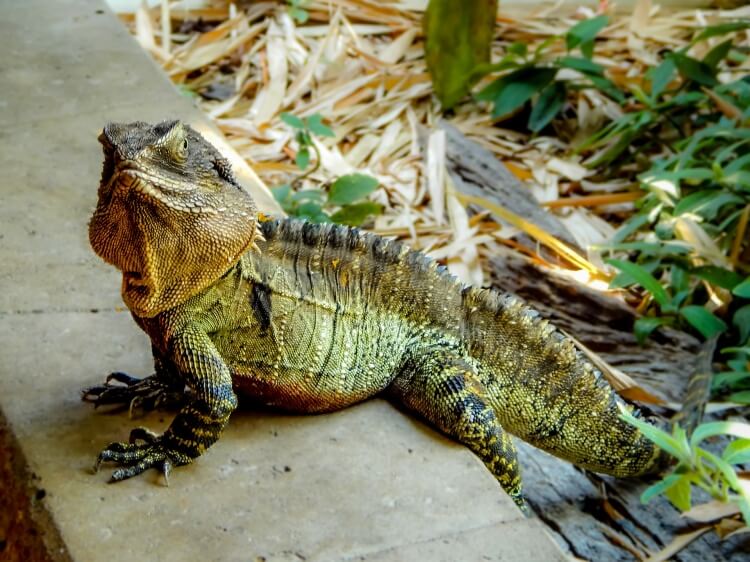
xmin=292 ymin=136 xmax=322 ymax=188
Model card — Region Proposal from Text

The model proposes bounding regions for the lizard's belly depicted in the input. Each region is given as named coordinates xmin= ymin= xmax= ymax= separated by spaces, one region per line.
xmin=212 ymin=300 xmax=410 ymax=413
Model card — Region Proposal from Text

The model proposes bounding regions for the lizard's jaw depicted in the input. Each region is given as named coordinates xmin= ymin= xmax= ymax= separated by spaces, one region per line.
xmin=91 ymin=120 xmax=261 ymax=317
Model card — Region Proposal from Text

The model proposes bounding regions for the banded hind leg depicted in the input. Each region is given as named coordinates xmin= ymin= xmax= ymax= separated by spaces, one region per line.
xmin=389 ymin=346 xmax=525 ymax=510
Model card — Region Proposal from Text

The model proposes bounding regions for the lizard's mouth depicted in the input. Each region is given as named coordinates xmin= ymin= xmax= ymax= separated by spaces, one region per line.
xmin=124 ymin=271 xmax=146 ymax=286
xmin=99 ymin=135 xmax=116 ymax=186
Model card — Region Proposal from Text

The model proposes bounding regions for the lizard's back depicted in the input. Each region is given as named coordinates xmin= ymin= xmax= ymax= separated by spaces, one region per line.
xmin=214 ymin=218 xmax=663 ymax=480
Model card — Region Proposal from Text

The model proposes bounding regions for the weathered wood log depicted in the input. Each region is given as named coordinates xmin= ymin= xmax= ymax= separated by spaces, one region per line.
xmin=439 ymin=120 xmax=581 ymax=250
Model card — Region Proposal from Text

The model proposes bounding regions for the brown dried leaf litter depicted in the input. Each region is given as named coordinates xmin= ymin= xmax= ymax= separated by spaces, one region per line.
xmin=119 ymin=0 xmax=750 ymax=288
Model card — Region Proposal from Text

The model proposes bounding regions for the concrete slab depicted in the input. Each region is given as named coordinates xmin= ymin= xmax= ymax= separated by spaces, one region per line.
xmin=0 ymin=1 xmax=568 ymax=561
xmin=0 ymin=108 xmax=195 ymax=314
xmin=0 ymin=0 xmax=176 ymax=128
xmin=1 ymin=311 xmax=566 ymax=562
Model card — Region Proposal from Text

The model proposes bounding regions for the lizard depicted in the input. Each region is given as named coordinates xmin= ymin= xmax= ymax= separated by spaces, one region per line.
xmin=84 ymin=119 xmax=674 ymax=510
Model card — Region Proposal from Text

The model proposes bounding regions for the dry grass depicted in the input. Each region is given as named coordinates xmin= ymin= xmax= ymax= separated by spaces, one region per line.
xmin=118 ymin=0 xmax=750 ymax=286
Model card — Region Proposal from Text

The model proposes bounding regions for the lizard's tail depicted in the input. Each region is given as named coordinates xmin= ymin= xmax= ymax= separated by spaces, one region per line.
xmin=670 ymin=335 xmax=716 ymax=437
xmin=464 ymin=290 xmax=703 ymax=478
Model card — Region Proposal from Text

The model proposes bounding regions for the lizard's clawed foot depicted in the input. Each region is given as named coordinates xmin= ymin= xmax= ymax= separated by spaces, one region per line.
xmin=82 ymin=372 xmax=186 ymax=417
xmin=94 ymin=428 xmax=185 ymax=484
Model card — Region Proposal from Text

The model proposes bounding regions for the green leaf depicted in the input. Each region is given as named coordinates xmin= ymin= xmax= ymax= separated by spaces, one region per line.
xmin=583 ymin=72 xmax=625 ymax=102
xmin=670 ymin=53 xmax=718 ymax=87
xmin=690 ymin=421 xmax=750 ymax=447
xmin=288 ymin=5 xmax=309 ymax=23
xmin=612 ymin=213 xmax=652 ymax=244
xmin=671 ymin=265 xmax=689 ymax=293
xmin=271 ymin=183 xmax=292 ymax=204
xmin=641 ymin=474 xmax=684 ymax=505
xmin=690 ymin=266 xmax=744 ymax=290
xmin=330 ymin=201 xmax=383 ymax=226
xmin=736 ymin=498 xmax=750 ymax=527
xmin=306 ymin=114 xmax=335 ymax=138
xmin=280 ymin=112 xmax=305 ymax=129
xmin=729 ymin=390 xmax=750 ymax=404
xmin=725 ymin=152 xmax=750 ymax=175
xmin=723 ymin=438 xmax=750 ymax=465
xmin=712 ymin=371 xmax=750 ymax=390
xmin=291 ymin=189 xmax=325 ymax=203
xmin=680 ymin=306 xmax=728 ymax=339
xmin=673 ymin=190 xmax=743 ymax=220
xmin=664 ymin=474 xmax=693 ymax=512
xmin=295 ymin=147 xmax=310 ymax=170
xmin=692 ymin=21 xmax=750 ymax=43
xmin=328 ymin=174 xmax=379 ymax=205
xmin=697 ymin=448 xmax=743 ymax=492
xmin=606 ymin=259 xmax=670 ymax=308
xmin=478 ymin=66 xmax=558 ymax=118
xmin=507 ymin=42 xmax=528 ymax=58
xmin=734 ymin=305 xmax=750 ymax=345
xmin=634 ymin=317 xmax=670 ymax=345
xmin=566 ymin=15 xmax=608 ymax=57
xmin=557 ymin=56 xmax=603 ymax=75
xmin=528 ymin=81 xmax=567 ymax=133
xmin=295 ymin=201 xmax=326 ymax=221
xmin=424 ymin=0 xmax=498 ymax=109
xmin=733 ymin=278 xmax=750 ymax=298
xmin=703 ymin=39 xmax=733 ymax=70
xmin=649 ymin=58 xmax=676 ymax=98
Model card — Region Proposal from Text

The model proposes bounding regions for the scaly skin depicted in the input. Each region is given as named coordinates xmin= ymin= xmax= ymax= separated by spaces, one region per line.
xmin=85 ymin=120 xmax=667 ymax=508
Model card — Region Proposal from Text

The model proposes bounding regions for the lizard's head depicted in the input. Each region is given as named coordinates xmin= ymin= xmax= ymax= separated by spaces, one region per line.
xmin=89 ymin=120 xmax=260 ymax=317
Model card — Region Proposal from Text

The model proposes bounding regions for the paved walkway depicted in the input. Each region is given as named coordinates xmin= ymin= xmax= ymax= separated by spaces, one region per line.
xmin=0 ymin=1 xmax=567 ymax=560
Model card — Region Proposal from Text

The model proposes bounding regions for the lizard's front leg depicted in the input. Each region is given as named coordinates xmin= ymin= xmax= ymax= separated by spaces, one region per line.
xmin=94 ymin=327 xmax=238 ymax=482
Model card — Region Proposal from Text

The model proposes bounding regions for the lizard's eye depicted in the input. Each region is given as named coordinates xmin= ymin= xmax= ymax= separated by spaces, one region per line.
xmin=174 ymin=137 xmax=189 ymax=162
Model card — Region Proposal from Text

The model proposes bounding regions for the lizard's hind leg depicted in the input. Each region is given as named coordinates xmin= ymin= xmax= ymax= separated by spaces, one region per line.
xmin=389 ymin=347 xmax=525 ymax=510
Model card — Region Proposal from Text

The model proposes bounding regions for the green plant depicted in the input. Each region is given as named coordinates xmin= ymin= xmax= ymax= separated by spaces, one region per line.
xmin=620 ymin=407 xmax=750 ymax=526
xmin=475 ymin=15 xmax=621 ymax=132
xmin=578 ymin=22 xmax=750 ymax=170
xmin=714 ymin=347 xmax=750 ymax=404
xmin=590 ymin=24 xmax=750 ymax=340
xmin=273 ymin=112 xmax=383 ymax=226
xmin=286 ymin=0 xmax=309 ymax=24
xmin=600 ymin=113 xmax=750 ymax=342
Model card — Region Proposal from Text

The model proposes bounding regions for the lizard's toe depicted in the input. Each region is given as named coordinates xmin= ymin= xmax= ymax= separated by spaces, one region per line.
xmin=129 ymin=427 xmax=160 ymax=444
xmin=82 ymin=373 xmax=186 ymax=416
xmin=106 ymin=371 xmax=142 ymax=386
xmin=94 ymin=433 xmax=185 ymax=484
